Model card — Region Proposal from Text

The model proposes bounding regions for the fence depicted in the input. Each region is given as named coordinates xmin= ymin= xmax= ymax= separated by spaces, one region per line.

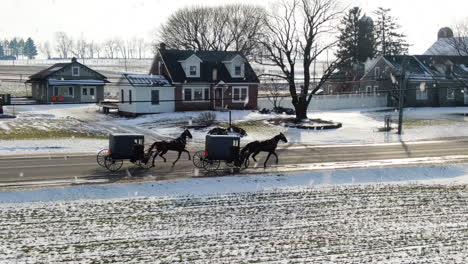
xmin=258 ymin=94 xmax=388 ymax=111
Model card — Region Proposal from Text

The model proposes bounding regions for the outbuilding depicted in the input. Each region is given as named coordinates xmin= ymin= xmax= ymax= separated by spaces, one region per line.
xmin=116 ymin=74 xmax=175 ymax=116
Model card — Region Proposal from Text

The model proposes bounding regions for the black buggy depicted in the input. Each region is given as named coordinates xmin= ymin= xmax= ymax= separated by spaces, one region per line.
xmin=97 ymin=133 xmax=153 ymax=172
xmin=192 ymin=135 xmax=249 ymax=172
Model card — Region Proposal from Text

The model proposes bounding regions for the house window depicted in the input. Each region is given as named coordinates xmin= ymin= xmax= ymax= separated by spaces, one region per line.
xmin=447 ymin=88 xmax=455 ymax=100
xmin=374 ymin=67 xmax=380 ymax=79
xmin=82 ymin=88 xmax=88 ymax=96
xmin=194 ymin=88 xmax=203 ymax=101
xmin=72 ymin=67 xmax=80 ymax=76
xmin=184 ymin=88 xmax=192 ymax=101
xmin=121 ymin=89 xmax=124 ymax=103
xmin=235 ymin=65 xmax=242 ymax=76
xmin=129 ymin=90 xmax=132 ymax=104
xmin=89 ymin=87 xmax=95 ymax=96
xmin=189 ymin=66 xmax=197 ymax=76
xmin=151 ymin=90 xmax=160 ymax=105
xmin=416 ymin=87 xmax=428 ymax=101
xmin=54 ymin=86 xmax=74 ymax=97
xmin=373 ymin=85 xmax=379 ymax=94
xmin=233 ymin=87 xmax=248 ymax=102
xmin=366 ymin=86 xmax=372 ymax=95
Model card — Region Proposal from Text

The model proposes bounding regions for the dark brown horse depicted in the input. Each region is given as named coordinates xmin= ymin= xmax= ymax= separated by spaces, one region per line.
xmin=147 ymin=129 xmax=192 ymax=166
xmin=240 ymin=133 xmax=288 ymax=167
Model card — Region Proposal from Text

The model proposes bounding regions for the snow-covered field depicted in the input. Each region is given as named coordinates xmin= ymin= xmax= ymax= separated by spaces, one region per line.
xmin=0 ymin=164 xmax=467 ymax=263
xmin=2 ymin=104 xmax=468 ymax=155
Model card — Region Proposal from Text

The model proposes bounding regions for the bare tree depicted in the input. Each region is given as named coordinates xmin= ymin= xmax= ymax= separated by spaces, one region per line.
xmin=265 ymin=81 xmax=285 ymax=108
xmin=72 ymin=36 xmax=87 ymax=60
xmin=54 ymin=31 xmax=73 ymax=59
xmin=260 ymin=0 xmax=343 ymax=120
xmin=446 ymin=19 xmax=468 ymax=56
xmin=39 ymin=41 xmax=52 ymax=59
xmin=159 ymin=4 xmax=267 ymax=57
xmin=103 ymin=38 xmax=119 ymax=59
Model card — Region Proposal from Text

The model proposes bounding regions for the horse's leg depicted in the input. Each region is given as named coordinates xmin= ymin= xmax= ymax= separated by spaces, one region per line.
xmin=183 ymin=149 xmax=191 ymax=160
xmin=251 ymin=151 xmax=260 ymax=162
xmin=173 ymin=151 xmax=182 ymax=166
xmin=151 ymin=151 xmax=159 ymax=167
xmin=264 ymin=152 xmax=273 ymax=167
xmin=159 ymin=150 xmax=168 ymax=163
xmin=272 ymin=151 xmax=279 ymax=164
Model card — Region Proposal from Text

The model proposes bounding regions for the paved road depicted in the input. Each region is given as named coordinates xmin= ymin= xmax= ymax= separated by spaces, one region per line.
xmin=1 ymin=138 xmax=468 ymax=188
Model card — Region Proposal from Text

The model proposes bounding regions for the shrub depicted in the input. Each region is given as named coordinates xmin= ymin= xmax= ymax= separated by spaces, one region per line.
xmin=194 ymin=112 xmax=217 ymax=127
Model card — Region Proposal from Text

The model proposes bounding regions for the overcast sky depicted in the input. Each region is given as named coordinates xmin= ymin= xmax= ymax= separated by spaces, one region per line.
xmin=0 ymin=0 xmax=467 ymax=55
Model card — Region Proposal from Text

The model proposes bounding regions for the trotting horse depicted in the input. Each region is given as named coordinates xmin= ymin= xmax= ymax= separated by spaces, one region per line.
xmin=147 ymin=129 xmax=192 ymax=166
xmin=240 ymin=133 xmax=288 ymax=168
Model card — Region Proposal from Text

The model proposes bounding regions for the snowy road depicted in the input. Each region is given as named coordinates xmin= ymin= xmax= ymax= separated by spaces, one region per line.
xmin=2 ymin=138 xmax=468 ymax=188
xmin=1 ymin=184 xmax=466 ymax=263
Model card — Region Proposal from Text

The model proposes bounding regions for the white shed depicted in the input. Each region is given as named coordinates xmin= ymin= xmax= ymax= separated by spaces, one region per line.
xmin=117 ymin=74 xmax=175 ymax=115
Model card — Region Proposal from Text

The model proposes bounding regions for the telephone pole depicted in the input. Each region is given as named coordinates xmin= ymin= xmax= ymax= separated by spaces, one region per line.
xmin=397 ymin=58 xmax=406 ymax=135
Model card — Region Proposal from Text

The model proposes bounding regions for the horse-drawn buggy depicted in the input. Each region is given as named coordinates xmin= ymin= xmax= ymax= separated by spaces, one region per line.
xmin=97 ymin=133 xmax=153 ymax=172
xmin=192 ymin=135 xmax=249 ymax=172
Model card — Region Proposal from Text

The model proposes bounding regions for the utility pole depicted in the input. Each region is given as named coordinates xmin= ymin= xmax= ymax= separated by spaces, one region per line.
xmin=397 ymin=58 xmax=406 ymax=135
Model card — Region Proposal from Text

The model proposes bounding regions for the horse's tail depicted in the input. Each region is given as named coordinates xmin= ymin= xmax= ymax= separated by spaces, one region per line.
xmin=148 ymin=141 xmax=163 ymax=153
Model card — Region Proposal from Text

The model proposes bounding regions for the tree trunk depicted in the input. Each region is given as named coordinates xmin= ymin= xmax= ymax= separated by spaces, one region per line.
xmin=293 ymin=99 xmax=308 ymax=120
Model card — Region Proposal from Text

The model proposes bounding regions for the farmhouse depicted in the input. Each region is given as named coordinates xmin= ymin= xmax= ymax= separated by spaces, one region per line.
xmin=117 ymin=74 xmax=174 ymax=115
xmin=26 ymin=58 xmax=109 ymax=103
xmin=149 ymin=43 xmax=259 ymax=111
xmin=361 ymin=55 xmax=468 ymax=107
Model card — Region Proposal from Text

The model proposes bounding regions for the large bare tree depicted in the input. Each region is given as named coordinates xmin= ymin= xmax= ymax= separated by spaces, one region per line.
xmin=446 ymin=19 xmax=468 ymax=56
xmin=260 ymin=0 xmax=343 ymax=120
xmin=159 ymin=4 xmax=266 ymax=57
xmin=54 ymin=32 xmax=73 ymax=59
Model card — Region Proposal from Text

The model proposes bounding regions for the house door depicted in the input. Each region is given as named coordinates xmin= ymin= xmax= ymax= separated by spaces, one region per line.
xmin=215 ymin=88 xmax=223 ymax=108
xmin=81 ymin=87 xmax=96 ymax=103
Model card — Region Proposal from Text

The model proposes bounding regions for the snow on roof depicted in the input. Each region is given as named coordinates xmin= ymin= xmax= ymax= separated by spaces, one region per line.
xmin=424 ymin=37 xmax=468 ymax=56
xmin=124 ymin=74 xmax=171 ymax=87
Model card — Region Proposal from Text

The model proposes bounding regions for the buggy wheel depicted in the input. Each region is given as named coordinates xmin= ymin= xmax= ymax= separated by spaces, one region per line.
xmin=138 ymin=152 xmax=154 ymax=169
xmin=96 ymin=149 xmax=109 ymax=167
xmin=104 ymin=157 xmax=123 ymax=172
xmin=203 ymin=159 xmax=220 ymax=172
xmin=192 ymin=151 xmax=206 ymax=169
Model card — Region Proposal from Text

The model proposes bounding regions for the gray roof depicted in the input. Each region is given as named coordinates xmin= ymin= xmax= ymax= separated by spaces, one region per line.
xmin=150 ymin=49 xmax=260 ymax=84
xmin=424 ymin=37 xmax=468 ymax=56
xmin=122 ymin=74 xmax=171 ymax=87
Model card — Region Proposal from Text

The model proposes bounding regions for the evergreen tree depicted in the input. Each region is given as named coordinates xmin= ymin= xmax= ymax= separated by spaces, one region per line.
xmin=8 ymin=38 xmax=18 ymax=58
xmin=336 ymin=7 xmax=375 ymax=74
xmin=18 ymin=38 xmax=25 ymax=58
xmin=0 ymin=44 xmax=4 ymax=58
xmin=374 ymin=7 xmax=409 ymax=56
xmin=23 ymin=37 xmax=38 ymax=59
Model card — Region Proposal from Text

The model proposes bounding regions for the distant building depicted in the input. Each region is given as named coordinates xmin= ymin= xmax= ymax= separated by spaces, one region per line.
xmin=26 ymin=58 xmax=108 ymax=103
xmin=149 ymin=43 xmax=259 ymax=111
xmin=117 ymin=74 xmax=175 ymax=115
xmin=424 ymin=27 xmax=468 ymax=56
xmin=361 ymin=55 xmax=468 ymax=107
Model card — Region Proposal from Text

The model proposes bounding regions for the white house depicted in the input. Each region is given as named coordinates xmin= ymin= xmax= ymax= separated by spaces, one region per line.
xmin=117 ymin=74 xmax=175 ymax=116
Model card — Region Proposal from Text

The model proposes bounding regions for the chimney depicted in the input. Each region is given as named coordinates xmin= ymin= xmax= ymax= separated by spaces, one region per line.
xmin=159 ymin=43 xmax=166 ymax=51
xmin=71 ymin=57 xmax=77 ymax=63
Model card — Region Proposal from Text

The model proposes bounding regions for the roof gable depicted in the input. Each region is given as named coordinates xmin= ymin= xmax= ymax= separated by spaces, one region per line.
xmin=27 ymin=59 xmax=107 ymax=81
xmin=152 ymin=49 xmax=259 ymax=84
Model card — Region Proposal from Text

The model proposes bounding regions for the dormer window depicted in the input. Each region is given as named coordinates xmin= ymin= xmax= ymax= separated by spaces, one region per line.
xmin=72 ymin=67 xmax=80 ymax=76
xmin=189 ymin=65 xmax=197 ymax=76
xmin=235 ymin=65 xmax=242 ymax=76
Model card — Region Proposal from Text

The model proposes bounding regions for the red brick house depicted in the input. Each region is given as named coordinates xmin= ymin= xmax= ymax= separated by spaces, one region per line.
xmin=149 ymin=44 xmax=259 ymax=111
